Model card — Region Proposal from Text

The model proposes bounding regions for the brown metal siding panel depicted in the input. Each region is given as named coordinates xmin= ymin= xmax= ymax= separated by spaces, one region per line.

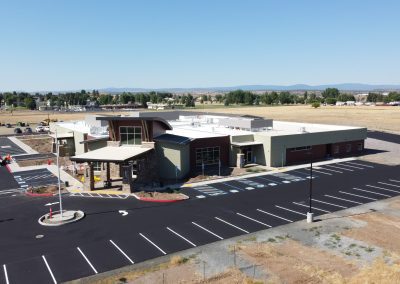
xmin=189 ymin=136 xmax=230 ymax=170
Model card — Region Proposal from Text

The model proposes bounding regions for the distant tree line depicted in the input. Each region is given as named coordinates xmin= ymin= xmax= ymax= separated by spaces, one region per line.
xmin=2 ymin=88 xmax=399 ymax=110
xmin=367 ymin=92 xmax=400 ymax=103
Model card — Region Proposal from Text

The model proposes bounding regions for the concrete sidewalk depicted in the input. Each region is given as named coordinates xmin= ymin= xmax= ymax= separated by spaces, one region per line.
xmin=182 ymin=156 xmax=356 ymax=188
xmin=8 ymin=136 xmax=38 ymax=155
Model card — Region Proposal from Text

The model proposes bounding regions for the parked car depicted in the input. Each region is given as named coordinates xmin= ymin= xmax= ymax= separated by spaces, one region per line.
xmin=24 ymin=127 xmax=33 ymax=134
xmin=5 ymin=123 xmax=12 ymax=128
xmin=35 ymin=126 xmax=45 ymax=132
xmin=14 ymin=128 xmax=22 ymax=134
xmin=44 ymin=126 xmax=50 ymax=132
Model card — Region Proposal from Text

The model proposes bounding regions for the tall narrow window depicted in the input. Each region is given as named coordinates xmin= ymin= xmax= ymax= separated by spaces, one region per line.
xmin=120 ymin=126 xmax=142 ymax=145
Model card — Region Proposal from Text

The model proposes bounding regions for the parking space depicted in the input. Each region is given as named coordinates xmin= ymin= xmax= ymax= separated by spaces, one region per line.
xmin=5 ymin=256 xmax=55 ymax=284
xmin=0 ymin=138 xmax=26 ymax=157
xmin=13 ymin=169 xmax=58 ymax=189
xmin=12 ymin=153 xmax=55 ymax=162
xmin=44 ymin=248 xmax=95 ymax=283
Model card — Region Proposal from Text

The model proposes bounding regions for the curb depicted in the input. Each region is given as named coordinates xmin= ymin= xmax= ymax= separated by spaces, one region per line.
xmin=131 ymin=193 xmax=189 ymax=203
xmin=0 ymin=155 xmax=12 ymax=173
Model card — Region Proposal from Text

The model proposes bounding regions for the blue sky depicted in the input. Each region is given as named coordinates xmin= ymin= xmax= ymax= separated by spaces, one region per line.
xmin=1 ymin=0 xmax=399 ymax=91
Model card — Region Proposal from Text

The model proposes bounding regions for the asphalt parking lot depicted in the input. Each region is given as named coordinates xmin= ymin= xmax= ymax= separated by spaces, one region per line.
xmin=13 ymin=169 xmax=59 ymax=190
xmin=1 ymin=160 xmax=400 ymax=283
xmin=0 ymin=138 xmax=26 ymax=157
xmin=367 ymin=130 xmax=400 ymax=144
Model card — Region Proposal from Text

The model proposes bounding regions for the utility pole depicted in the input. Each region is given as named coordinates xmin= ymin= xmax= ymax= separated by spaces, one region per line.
xmin=307 ymin=151 xmax=313 ymax=223
xmin=56 ymin=129 xmax=63 ymax=217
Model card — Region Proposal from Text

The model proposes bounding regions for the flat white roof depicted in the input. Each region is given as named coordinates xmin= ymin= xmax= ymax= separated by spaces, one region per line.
xmin=71 ymin=146 xmax=152 ymax=162
xmin=168 ymin=115 xmax=363 ymax=138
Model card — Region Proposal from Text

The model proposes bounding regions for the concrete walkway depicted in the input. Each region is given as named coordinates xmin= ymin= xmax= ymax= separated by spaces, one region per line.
xmin=182 ymin=156 xmax=356 ymax=188
xmin=7 ymin=136 xmax=38 ymax=155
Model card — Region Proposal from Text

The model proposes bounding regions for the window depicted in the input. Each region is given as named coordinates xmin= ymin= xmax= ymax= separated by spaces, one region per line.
xmin=93 ymin=161 xmax=102 ymax=171
xmin=357 ymin=143 xmax=363 ymax=151
xmin=346 ymin=144 xmax=352 ymax=153
xmin=120 ymin=126 xmax=142 ymax=145
xmin=195 ymin=147 xmax=220 ymax=166
xmin=333 ymin=145 xmax=340 ymax=154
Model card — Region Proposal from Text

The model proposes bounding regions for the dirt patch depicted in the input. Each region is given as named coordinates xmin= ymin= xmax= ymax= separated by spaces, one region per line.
xmin=18 ymin=136 xmax=53 ymax=153
xmin=135 ymin=191 xmax=188 ymax=201
xmin=237 ymin=239 xmax=357 ymax=283
xmin=343 ymin=212 xmax=400 ymax=254
xmin=28 ymin=184 xmax=60 ymax=194
xmin=388 ymin=198 xmax=400 ymax=210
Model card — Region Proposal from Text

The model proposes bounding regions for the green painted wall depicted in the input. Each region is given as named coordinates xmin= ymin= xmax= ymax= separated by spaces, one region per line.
xmin=155 ymin=142 xmax=190 ymax=179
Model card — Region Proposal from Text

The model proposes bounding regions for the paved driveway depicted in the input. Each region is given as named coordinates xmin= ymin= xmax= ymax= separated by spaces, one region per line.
xmin=1 ymin=160 xmax=400 ymax=283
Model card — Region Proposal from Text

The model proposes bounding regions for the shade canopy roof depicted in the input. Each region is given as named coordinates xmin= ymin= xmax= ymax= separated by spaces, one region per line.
xmin=231 ymin=141 xmax=263 ymax=147
xmin=70 ymin=146 xmax=152 ymax=163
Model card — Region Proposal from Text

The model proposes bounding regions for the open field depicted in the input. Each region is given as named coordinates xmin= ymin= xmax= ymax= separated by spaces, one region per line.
xmin=1 ymin=105 xmax=399 ymax=133
xmin=195 ymin=105 xmax=400 ymax=133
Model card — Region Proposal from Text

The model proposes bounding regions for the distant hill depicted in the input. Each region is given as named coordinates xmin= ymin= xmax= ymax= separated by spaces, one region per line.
xmin=99 ymin=83 xmax=400 ymax=93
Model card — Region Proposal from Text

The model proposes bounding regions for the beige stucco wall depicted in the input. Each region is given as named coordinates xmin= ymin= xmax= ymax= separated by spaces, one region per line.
xmin=156 ymin=142 xmax=190 ymax=180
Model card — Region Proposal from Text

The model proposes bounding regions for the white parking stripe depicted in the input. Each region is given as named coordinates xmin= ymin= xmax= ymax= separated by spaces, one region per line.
xmin=344 ymin=161 xmax=374 ymax=168
xmin=3 ymin=264 xmax=9 ymax=284
xmin=312 ymin=198 xmax=347 ymax=209
xmin=192 ymin=222 xmax=224 ymax=240
xmin=317 ymin=167 xmax=343 ymax=173
xmin=215 ymin=217 xmax=249 ymax=233
xmin=275 ymin=205 xmax=306 ymax=216
xmin=389 ymin=179 xmax=400 ymax=183
xmin=236 ymin=213 xmax=271 ymax=227
xmin=325 ymin=164 xmax=354 ymax=171
xmin=353 ymin=187 xmax=391 ymax=197
xmin=339 ymin=191 xmax=377 ymax=201
xmin=139 ymin=233 xmax=167 ymax=255
xmin=366 ymin=185 xmax=400 ymax=194
xmin=42 ymin=255 xmax=57 ymax=284
xmin=166 ymin=227 xmax=197 ymax=247
xmin=378 ymin=182 xmax=400 ymax=188
xmin=77 ymin=247 xmax=98 ymax=274
xmin=222 ymin=182 xmax=243 ymax=191
xmin=324 ymin=194 xmax=362 ymax=205
xmin=256 ymin=209 xmax=293 ymax=222
xmin=255 ymin=176 xmax=282 ymax=184
xmin=311 ymin=170 xmax=332 ymax=175
xmin=292 ymin=202 xmax=331 ymax=213
xmin=337 ymin=163 xmax=364 ymax=170
xmin=109 ymin=240 xmax=135 ymax=264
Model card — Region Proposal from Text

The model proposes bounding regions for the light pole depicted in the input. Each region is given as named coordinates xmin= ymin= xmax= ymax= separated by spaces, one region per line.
xmin=307 ymin=150 xmax=313 ymax=223
xmin=55 ymin=129 xmax=64 ymax=218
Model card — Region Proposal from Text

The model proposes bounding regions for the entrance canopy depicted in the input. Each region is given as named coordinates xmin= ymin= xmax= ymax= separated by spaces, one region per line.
xmin=231 ymin=141 xmax=263 ymax=147
xmin=70 ymin=146 xmax=152 ymax=163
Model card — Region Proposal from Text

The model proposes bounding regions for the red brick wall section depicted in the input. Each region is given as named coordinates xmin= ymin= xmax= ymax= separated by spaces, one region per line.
xmin=286 ymin=140 xmax=365 ymax=165
xmin=189 ymin=136 xmax=230 ymax=170
xmin=286 ymin=144 xmax=326 ymax=165
xmin=330 ymin=140 xmax=364 ymax=158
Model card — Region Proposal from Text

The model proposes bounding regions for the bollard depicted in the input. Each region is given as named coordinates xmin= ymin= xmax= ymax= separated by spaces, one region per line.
xmin=49 ymin=207 xmax=53 ymax=219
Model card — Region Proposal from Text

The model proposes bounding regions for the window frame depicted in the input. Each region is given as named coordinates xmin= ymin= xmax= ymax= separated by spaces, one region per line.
xmin=119 ymin=126 xmax=142 ymax=145
xmin=195 ymin=146 xmax=220 ymax=166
